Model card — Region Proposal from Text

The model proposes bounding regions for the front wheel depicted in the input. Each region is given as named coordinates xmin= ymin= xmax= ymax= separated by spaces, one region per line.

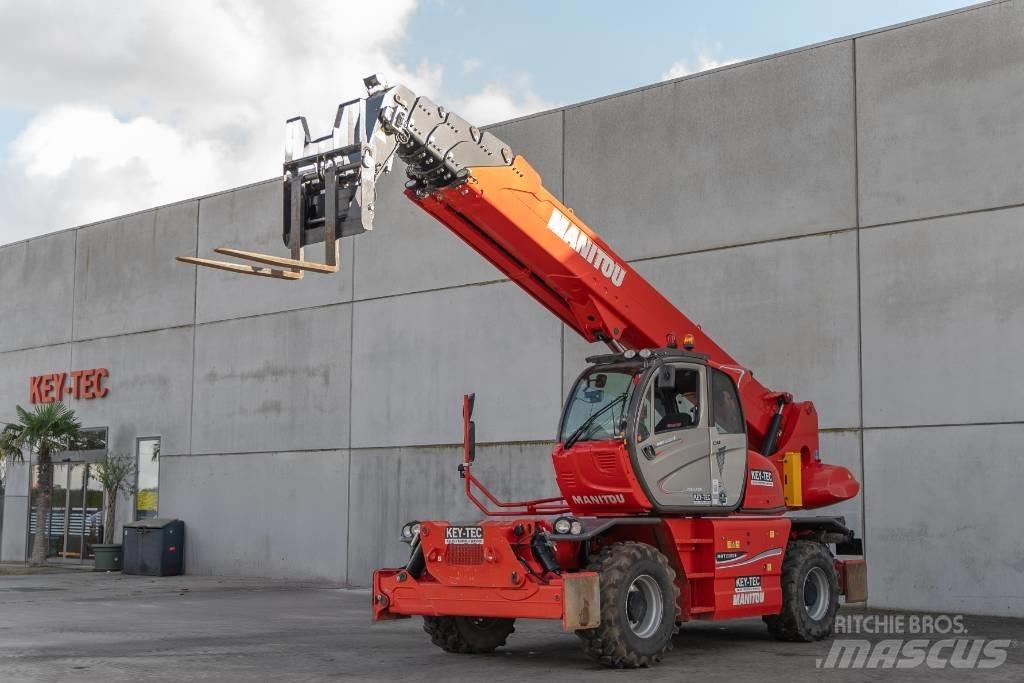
xmin=423 ymin=616 xmax=515 ymax=654
xmin=576 ymin=541 xmax=680 ymax=668
xmin=764 ymin=540 xmax=840 ymax=641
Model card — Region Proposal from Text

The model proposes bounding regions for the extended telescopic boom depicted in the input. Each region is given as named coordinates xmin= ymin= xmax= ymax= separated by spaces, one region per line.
xmin=179 ymin=74 xmax=858 ymax=510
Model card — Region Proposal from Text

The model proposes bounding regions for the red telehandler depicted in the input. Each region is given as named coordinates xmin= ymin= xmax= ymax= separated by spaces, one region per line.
xmin=179 ymin=74 xmax=866 ymax=668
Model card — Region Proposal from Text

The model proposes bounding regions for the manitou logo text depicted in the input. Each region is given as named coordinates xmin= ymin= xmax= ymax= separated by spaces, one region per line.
xmin=547 ymin=209 xmax=626 ymax=287
xmin=571 ymin=494 xmax=626 ymax=505
xmin=733 ymin=591 xmax=765 ymax=606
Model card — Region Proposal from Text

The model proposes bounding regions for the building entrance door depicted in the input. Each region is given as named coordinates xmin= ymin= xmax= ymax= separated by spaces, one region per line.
xmin=29 ymin=462 xmax=103 ymax=563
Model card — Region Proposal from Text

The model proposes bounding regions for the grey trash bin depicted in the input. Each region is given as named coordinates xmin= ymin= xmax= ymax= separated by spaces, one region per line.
xmin=122 ymin=518 xmax=185 ymax=576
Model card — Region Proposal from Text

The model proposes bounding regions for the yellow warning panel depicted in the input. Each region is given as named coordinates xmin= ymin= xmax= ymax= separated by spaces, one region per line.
xmin=783 ymin=452 xmax=803 ymax=507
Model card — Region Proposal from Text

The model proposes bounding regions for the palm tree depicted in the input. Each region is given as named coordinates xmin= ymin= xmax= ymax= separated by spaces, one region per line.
xmin=0 ymin=403 xmax=96 ymax=565
xmin=91 ymin=453 xmax=136 ymax=544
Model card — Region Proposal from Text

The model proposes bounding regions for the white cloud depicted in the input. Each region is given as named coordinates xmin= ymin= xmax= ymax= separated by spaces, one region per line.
xmin=663 ymin=53 xmax=742 ymax=80
xmin=0 ymin=1 xmax=552 ymax=244
xmin=462 ymin=58 xmax=482 ymax=74
xmin=451 ymin=83 xmax=554 ymax=126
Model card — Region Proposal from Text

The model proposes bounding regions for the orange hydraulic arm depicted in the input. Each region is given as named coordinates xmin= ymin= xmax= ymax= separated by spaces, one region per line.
xmin=179 ymin=75 xmax=858 ymax=511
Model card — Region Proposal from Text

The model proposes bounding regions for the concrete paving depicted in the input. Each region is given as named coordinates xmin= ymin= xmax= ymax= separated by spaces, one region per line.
xmin=0 ymin=572 xmax=1021 ymax=682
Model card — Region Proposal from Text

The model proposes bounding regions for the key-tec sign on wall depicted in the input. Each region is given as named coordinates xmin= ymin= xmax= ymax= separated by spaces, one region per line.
xmin=29 ymin=369 xmax=109 ymax=404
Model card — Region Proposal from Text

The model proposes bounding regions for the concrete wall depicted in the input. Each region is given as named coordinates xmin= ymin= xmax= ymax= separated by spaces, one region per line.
xmin=2 ymin=1 xmax=1022 ymax=617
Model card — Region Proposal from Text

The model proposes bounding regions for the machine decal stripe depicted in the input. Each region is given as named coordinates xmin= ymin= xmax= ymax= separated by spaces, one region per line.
xmin=716 ymin=548 xmax=783 ymax=567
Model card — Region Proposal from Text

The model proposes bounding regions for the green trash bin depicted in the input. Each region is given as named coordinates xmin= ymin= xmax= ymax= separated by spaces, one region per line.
xmin=93 ymin=544 xmax=123 ymax=572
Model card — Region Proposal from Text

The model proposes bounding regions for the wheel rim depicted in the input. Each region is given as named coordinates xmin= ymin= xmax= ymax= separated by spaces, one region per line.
xmin=803 ymin=566 xmax=830 ymax=621
xmin=625 ymin=574 xmax=663 ymax=639
xmin=468 ymin=617 xmax=496 ymax=630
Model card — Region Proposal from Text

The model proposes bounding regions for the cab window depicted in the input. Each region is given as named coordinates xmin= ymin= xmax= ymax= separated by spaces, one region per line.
xmin=637 ymin=365 xmax=700 ymax=441
xmin=561 ymin=367 xmax=640 ymax=444
xmin=711 ymin=369 xmax=744 ymax=434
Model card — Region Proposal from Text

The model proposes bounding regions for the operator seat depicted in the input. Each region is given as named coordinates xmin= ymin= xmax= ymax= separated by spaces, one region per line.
xmin=656 ymin=413 xmax=693 ymax=432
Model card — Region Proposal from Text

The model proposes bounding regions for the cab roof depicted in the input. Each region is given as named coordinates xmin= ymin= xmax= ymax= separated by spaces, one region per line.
xmin=585 ymin=347 xmax=710 ymax=366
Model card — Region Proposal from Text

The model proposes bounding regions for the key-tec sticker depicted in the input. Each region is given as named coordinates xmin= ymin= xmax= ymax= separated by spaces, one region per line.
xmin=733 ymin=575 xmax=766 ymax=605
xmin=734 ymin=575 xmax=762 ymax=593
xmin=750 ymin=469 xmax=775 ymax=487
xmin=444 ymin=526 xmax=484 ymax=545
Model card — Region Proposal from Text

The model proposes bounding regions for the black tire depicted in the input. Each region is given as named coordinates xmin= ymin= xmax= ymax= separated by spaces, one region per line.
xmin=576 ymin=542 xmax=681 ymax=668
xmin=764 ymin=540 xmax=839 ymax=642
xmin=422 ymin=616 xmax=515 ymax=654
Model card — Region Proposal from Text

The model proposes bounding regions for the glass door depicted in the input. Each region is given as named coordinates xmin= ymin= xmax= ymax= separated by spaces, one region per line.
xmin=64 ymin=464 xmax=85 ymax=559
xmin=29 ymin=462 xmax=94 ymax=562
xmin=83 ymin=464 xmax=103 ymax=559
xmin=30 ymin=463 xmax=67 ymax=559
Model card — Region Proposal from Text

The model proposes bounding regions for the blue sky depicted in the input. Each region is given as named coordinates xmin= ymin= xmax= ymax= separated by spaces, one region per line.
xmin=397 ymin=0 xmax=970 ymax=107
xmin=0 ymin=0 xmax=974 ymax=245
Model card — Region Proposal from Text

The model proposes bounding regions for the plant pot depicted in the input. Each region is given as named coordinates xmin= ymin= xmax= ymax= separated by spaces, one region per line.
xmin=93 ymin=544 xmax=123 ymax=572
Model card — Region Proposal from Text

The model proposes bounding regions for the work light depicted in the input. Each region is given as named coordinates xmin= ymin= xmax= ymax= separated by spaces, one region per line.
xmin=553 ymin=516 xmax=584 ymax=536
xmin=400 ymin=521 xmax=421 ymax=543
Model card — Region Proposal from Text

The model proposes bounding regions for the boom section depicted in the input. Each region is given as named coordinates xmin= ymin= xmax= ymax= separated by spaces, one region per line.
xmin=179 ymin=75 xmax=822 ymax=463
xmin=276 ymin=77 xmax=748 ymax=366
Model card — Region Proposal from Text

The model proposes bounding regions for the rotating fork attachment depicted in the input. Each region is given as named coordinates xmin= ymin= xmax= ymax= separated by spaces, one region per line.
xmin=177 ymin=72 xmax=515 ymax=281
xmin=176 ymin=74 xmax=402 ymax=280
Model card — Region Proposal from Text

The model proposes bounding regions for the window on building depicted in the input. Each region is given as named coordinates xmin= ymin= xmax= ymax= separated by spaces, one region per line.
xmin=135 ymin=437 xmax=160 ymax=520
xmin=69 ymin=427 xmax=108 ymax=457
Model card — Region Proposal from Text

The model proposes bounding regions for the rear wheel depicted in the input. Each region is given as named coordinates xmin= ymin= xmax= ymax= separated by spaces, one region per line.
xmin=576 ymin=541 xmax=680 ymax=668
xmin=764 ymin=540 xmax=839 ymax=642
xmin=423 ymin=616 xmax=515 ymax=654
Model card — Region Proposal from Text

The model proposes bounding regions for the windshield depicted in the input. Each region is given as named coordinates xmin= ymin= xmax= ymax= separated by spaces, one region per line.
xmin=560 ymin=367 xmax=641 ymax=445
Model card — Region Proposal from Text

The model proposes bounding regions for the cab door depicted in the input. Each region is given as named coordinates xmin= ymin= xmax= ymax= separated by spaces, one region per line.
xmin=632 ymin=363 xmax=712 ymax=509
xmin=708 ymin=368 xmax=747 ymax=508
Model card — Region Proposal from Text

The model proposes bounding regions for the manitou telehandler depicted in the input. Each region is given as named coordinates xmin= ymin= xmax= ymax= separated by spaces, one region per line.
xmin=179 ymin=74 xmax=866 ymax=668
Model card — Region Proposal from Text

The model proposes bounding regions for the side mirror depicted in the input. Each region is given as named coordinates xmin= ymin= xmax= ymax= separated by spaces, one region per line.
xmin=463 ymin=393 xmax=476 ymax=464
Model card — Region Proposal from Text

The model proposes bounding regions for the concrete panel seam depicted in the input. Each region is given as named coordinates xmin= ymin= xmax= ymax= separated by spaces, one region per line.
xmin=0 ymin=323 xmax=197 ymax=357
xmin=859 ymin=199 xmax=1024 ymax=233
xmin=188 ymin=201 xmax=200 ymax=456
xmin=559 ymin=108 xmax=566 ymax=204
xmin=345 ymin=270 xmax=355 ymax=583
xmin=70 ymin=228 xmax=79 ymax=343
xmin=195 ymin=300 xmax=353 ymax=333
xmin=68 ymin=229 xmax=78 ymax=379
xmin=560 ymin=325 xmax=565 ymax=404
xmin=162 ymin=448 xmax=352 ymax=459
xmin=348 ymin=440 xmax=556 ymax=454
xmin=630 ymin=226 xmax=859 ymax=265
xmin=864 ymin=420 xmax=1024 ymax=431
xmin=852 ymin=36 xmax=868 ymax=571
